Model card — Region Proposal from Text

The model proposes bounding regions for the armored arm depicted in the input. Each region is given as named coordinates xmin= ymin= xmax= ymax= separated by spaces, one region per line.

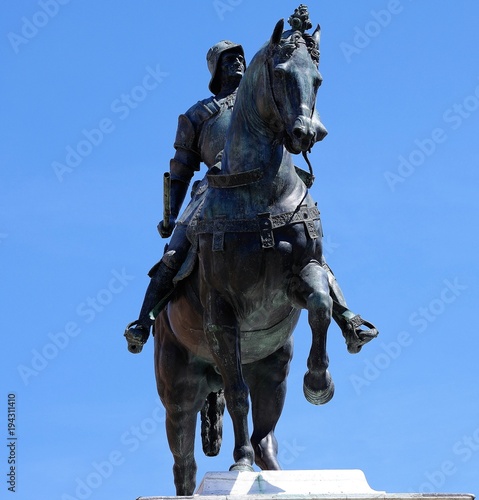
xmin=158 ymin=112 xmax=201 ymax=238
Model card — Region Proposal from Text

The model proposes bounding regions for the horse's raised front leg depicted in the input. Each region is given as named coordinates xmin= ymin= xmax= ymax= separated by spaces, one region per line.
xmin=290 ymin=260 xmax=334 ymax=405
xmin=204 ymin=290 xmax=254 ymax=471
xmin=244 ymin=337 xmax=293 ymax=470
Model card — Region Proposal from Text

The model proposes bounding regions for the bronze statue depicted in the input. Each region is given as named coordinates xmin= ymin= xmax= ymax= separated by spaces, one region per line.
xmin=125 ymin=6 xmax=379 ymax=495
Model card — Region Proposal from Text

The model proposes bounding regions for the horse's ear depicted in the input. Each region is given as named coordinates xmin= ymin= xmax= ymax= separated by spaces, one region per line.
xmin=312 ymin=24 xmax=321 ymax=48
xmin=271 ymin=19 xmax=284 ymax=45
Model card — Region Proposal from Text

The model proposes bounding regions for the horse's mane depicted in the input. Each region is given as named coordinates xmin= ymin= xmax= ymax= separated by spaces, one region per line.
xmin=275 ymin=30 xmax=319 ymax=66
xmin=246 ymin=29 xmax=318 ymax=69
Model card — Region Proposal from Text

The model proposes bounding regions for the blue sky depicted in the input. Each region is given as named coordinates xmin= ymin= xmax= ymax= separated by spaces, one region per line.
xmin=2 ymin=1 xmax=479 ymax=498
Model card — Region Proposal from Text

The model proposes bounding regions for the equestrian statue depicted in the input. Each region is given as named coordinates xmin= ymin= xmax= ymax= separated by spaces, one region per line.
xmin=124 ymin=5 xmax=378 ymax=495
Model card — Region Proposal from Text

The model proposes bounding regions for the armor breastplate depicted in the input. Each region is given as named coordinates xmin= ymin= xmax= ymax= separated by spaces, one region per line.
xmin=197 ymin=98 xmax=235 ymax=168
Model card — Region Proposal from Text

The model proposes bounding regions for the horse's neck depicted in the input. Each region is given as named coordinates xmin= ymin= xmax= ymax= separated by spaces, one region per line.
xmin=219 ymin=56 xmax=307 ymax=213
xmin=223 ymin=109 xmax=305 ymax=213
xmin=223 ymin=66 xmax=284 ymax=182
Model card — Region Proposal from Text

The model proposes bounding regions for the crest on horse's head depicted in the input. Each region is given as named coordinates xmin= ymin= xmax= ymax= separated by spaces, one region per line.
xmin=268 ymin=18 xmax=321 ymax=67
xmin=288 ymin=4 xmax=313 ymax=33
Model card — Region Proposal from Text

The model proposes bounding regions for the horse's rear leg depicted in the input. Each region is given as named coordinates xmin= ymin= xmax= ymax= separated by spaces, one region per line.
xmin=245 ymin=338 xmax=293 ymax=470
xmin=204 ymin=291 xmax=254 ymax=471
xmin=154 ymin=312 xmax=206 ymax=495
xmin=291 ymin=261 xmax=334 ymax=405
xmin=165 ymin=408 xmax=198 ymax=495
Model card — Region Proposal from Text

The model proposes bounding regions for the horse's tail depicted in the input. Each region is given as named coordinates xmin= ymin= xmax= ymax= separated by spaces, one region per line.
xmin=201 ymin=390 xmax=225 ymax=457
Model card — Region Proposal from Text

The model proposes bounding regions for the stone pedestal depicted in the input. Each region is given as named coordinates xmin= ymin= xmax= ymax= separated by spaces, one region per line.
xmin=196 ymin=469 xmax=383 ymax=496
xmin=138 ymin=469 xmax=475 ymax=500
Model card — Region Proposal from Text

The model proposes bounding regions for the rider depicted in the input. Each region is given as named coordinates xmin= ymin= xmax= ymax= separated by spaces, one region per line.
xmin=124 ymin=39 xmax=377 ymax=354
xmin=124 ymin=40 xmax=246 ymax=353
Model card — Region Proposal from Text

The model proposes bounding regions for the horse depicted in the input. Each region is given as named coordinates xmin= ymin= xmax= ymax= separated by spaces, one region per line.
xmin=155 ymin=19 xmax=333 ymax=495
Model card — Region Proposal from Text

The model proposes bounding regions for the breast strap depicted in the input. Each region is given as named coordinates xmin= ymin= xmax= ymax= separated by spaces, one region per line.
xmin=192 ymin=205 xmax=321 ymax=251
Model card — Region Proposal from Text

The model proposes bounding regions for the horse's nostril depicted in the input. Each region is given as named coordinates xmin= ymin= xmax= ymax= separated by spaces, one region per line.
xmin=293 ymin=128 xmax=303 ymax=139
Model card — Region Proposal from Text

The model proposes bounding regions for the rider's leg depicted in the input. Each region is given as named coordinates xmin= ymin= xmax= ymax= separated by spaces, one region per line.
xmin=321 ymin=258 xmax=352 ymax=318
xmin=124 ymin=224 xmax=190 ymax=353
xmin=321 ymin=258 xmax=378 ymax=353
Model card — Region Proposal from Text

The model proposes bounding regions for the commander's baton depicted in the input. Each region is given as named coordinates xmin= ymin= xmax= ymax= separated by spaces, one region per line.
xmin=159 ymin=172 xmax=171 ymax=236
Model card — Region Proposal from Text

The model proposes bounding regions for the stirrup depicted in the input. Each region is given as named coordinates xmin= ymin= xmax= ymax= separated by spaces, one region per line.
xmin=124 ymin=321 xmax=150 ymax=354
xmin=340 ymin=314 xmax=379 ymax=354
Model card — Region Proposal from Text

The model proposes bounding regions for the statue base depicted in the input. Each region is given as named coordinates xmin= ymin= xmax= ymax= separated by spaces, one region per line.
xmin=196 ymin=469 xmax=383 ymax=495
xmin=137 ymin=469 xmax=475 ymax=499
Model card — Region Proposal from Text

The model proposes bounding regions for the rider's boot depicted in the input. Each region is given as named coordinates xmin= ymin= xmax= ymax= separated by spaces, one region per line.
xmin=322 ymin=261 xmax=379 ymax=353
xmin=124 ymin=259 xmax=178 ymax=354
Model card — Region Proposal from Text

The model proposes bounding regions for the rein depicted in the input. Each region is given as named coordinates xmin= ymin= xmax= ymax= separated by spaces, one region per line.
xmin=207 ymin=166 xmax=263 ymax=188
xmin=301 ymin=150 xmax=315 ymax=188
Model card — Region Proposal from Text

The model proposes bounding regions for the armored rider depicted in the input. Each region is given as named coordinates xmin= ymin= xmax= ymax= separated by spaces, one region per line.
xmin=124 ymin=37 xmax=378 ymax=354
xmin=124 ymin=41 xmax=247 ymax=353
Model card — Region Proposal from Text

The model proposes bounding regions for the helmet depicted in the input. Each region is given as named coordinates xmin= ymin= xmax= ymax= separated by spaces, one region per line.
xmin=207 ymin=40 xmax=245 ymax=94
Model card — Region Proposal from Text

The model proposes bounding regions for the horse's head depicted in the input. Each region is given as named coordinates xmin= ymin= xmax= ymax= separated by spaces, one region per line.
xmin=264 ymin=19 xmax=327 ymax=154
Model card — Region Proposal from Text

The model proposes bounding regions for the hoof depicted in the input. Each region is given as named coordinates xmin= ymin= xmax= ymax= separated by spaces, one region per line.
xmin=303 ymin=371 xmax=335 ymax=405
xmin=229 ymin=462 xmax=254 ymax=472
